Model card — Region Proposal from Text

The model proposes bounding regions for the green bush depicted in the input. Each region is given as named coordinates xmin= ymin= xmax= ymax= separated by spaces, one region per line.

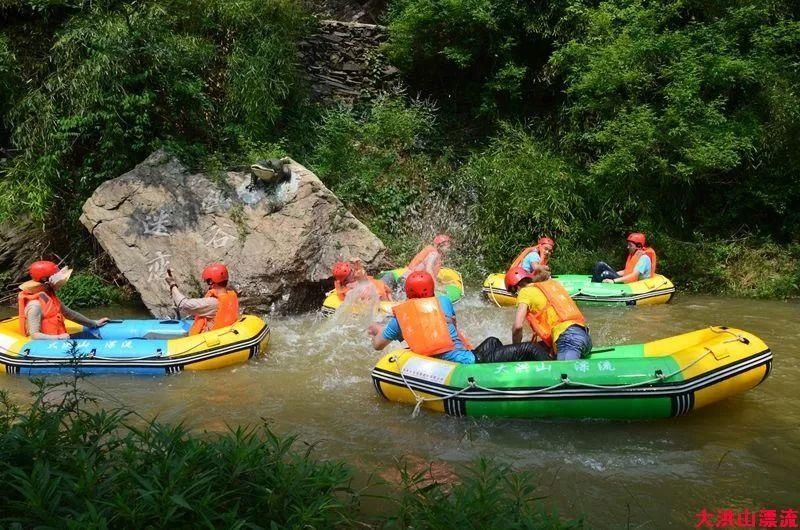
xmin=386 ymin=0 xmax=566 ymax=116
xmin=0 ymin=34 xmax=17 ymax=142
xmin=56 ymin=272 xmax=130 ymax=307
xmin=550 ymin=0 xmax=800 ymax=236
xmin=457 ymin=123 xmax=586 ymax=270
xmin=0 ymin=379 xmax=576 ymax=528
xmin=221 ymin=0 xmax=312 ymax=142
xmin=387 ymin=457 xmax=579 ymax=529
xmin=309 ymin=96 xmax=440 ymax=243
xmin=656 ymin=237 xmax=800 ymax=298
xmin=0 ymin=379 xmax=356 ymax=528
xmin=0 ymin=0 xmax=311 ymax=224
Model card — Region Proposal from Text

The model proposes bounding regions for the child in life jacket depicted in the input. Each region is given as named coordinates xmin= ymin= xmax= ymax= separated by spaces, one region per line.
xmin=369 ymin=271 xmax=549 ymax=364
xmin=591 ymin=232 xmax=657 ymax=284
xmin=165 ymin=263 xmax=240 ymax=335
xmin=506 ymin=267 xmax=592 ymax=361
xmin=18 ymin=260 xmax=110 ymax=339
xmin=508 ymin=236 xmax=554 ymax=275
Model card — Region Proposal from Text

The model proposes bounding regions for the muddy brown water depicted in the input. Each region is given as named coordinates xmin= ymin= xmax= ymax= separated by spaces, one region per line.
xmin=1 ymin=293 xmax=798 ymax=528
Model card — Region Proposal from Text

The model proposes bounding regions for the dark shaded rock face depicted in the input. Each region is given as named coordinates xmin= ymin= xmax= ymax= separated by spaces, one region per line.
xmin=307 ymin=0 xmax=388 ymax=23
xmin=299 ymin=20 xmax=400 ymax=102
xmin=0 ymin=217 xmax=49 ymax=286
xmin=80 ymin=150 xmax=386 ymax=317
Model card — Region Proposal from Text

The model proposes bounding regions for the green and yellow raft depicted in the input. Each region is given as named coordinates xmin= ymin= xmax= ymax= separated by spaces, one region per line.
xmin=321 ymin=267 xmax=464 ymax=317
xmin=482 ymin=273 xmax=675 ymax=307
xmin=371 ymin=327 xmax=771 ymax=420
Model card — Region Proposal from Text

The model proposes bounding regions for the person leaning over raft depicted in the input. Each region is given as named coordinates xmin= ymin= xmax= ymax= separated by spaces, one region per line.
xmin=165 ymin=263 xmax=240 ymax=335
xmin=407 ymin=234 xmax=452 ymax=280
xmin=369 ymin=271 xmax=549 ymax=363
xmin=332 ymin=260 xmax=392 ymax=301
xmin=509 ymin=236 xmax=554 ymax=275
xmin=506 ymin=267 xmax=592 ymax=361
xmin=592 ymin=232 xmax=657 ymax=284
xmin=18 ymin=260 xmax=109 ymax=339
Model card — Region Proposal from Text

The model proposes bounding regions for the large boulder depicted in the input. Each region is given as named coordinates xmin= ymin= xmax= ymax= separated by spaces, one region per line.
xmin=80 ymin=150 xmax=387 ymax=316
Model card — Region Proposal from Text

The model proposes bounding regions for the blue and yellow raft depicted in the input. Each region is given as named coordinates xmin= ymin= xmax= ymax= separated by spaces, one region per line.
xmin=0 ymin=315 xmax=270 ymax=375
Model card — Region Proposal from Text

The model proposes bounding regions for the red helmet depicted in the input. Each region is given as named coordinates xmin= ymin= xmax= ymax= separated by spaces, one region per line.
xmin=201 ymin=263 xmax=229 ymax=284
xmin=538 ymin=237 xmax=555 ymax=248
xmin=405 ymin=271 xmax=435 ymax=299
xmin=627 ymin=232 xmax=646 ymax=247
xmin=433 ymin=234 xmax=450 ymax=247
xmin=504 ymin=267 xmax=532 ymax=292
xmin=332 ymin=261 xmax=352 ymax=282
xmin=29 ymin=261 xmax=60 ymax=282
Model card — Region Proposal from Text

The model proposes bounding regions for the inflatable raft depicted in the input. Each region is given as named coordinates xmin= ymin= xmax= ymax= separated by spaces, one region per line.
xmin=0 ymin=315 xmax=270 ymax=375
xmin=371 ymin=327 xmax=771 ymax=420
xmin=482 ymin=273 xmax=675 ymax=307
xmin=321 ymin=267 xmax=464 ymax=317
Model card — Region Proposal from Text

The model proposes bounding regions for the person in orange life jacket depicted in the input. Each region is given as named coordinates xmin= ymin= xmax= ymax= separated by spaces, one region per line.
xmin=332 ymin=260 xmax=392 ymax=301
xmin=369 ymin=271 xmax=549 ymax=364
xmin=405 ymin=234 xmax=452 ymax=281
xmin=18 ymin=261 xmax=110 ymax=339
xmin=510 ymin=237 xmax=554 ymax=275
xmin=165 ymin=263 xmax=240 ymax=335
xmin=506 ymin=267 xmax=592 ymax=361
xmin=592 ymin=232 xmax=656 ymax=284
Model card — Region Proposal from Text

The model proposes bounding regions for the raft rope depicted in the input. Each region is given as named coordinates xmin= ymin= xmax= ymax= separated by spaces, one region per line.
xmin=488 ymin=286 xmax=503 ymax=308
xmin=390 ymin=345 xmax=719 ymax=418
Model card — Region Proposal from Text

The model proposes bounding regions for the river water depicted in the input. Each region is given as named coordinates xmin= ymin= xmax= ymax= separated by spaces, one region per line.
xmin=1 ymin=293 xmax=798 ymax=527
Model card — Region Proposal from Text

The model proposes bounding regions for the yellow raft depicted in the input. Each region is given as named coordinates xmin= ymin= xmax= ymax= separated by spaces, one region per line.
xmin=321 ymin=267 xmax=465 ymax=317
xmin=0 ymin=315 xmax=270 ymax=375
xmin=372 ymin=326 xmax=771 ymax=419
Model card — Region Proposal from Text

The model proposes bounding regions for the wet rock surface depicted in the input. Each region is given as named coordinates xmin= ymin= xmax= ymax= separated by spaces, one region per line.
xmin=80 ymin=150 xmax=386 ymax=316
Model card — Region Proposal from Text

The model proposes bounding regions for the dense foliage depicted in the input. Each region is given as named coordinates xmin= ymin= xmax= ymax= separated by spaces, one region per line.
xmin=57 ymin=271 xmax=131 ymax=307
xmin=1 ymin=0 xmax=799 ymax=297
xmin=0 ymin=0 xmax=310 ymax=222
xmin=550 ymin=0 xmax=800 ymax=236
xmin=386 ymin=0 xmax=800 ymax=241
xmin=0 ymin=379 xmax=573 ymax=528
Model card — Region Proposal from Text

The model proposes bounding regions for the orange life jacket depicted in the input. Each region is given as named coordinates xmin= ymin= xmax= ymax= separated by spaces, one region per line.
xmin=334 ymin=280 xmax=349 ymax=301
xmin=371 ymin=278 xmax=391 ymax=301
xmin=407 ymin=245 xmax=442 ymax=278
xmin=189 ymin=288 xmax=240 ymax=336
xmin=392 ymin=297 xmax=455 ymax=356
xmin=524 ymin=280 xmax=586 ymax=347
xmin=335 ymin=277 xmax=390 ymax=301
xmin=509 ymin=245 xmax=549 ymax=271
xmin=18 ymin=290 xmax=67 ymax=337
xmin=623 ymin=247 xmax=657 ymax=279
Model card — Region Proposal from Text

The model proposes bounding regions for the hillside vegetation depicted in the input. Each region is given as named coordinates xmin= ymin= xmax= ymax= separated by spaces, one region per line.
xmin=1 ymin=0 xmax=798 ymax=297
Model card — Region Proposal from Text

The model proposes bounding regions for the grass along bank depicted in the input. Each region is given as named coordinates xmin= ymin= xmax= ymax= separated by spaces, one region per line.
xmin=0 ymin=377 xmax=578 ymax=528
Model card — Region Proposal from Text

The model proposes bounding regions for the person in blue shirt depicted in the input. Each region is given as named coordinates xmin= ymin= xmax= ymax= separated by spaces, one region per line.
xmin=518 ymin=237 xmax=554 ymax=274
xmin=591 ymin=232 xmax=657 ymax=283
xmin=369 ymin=271 xmax=548 ymax=363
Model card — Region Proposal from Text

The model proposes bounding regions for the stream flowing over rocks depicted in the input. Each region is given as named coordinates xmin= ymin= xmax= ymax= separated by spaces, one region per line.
xmin=80 ymin=150 xmax=386 ymax=316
